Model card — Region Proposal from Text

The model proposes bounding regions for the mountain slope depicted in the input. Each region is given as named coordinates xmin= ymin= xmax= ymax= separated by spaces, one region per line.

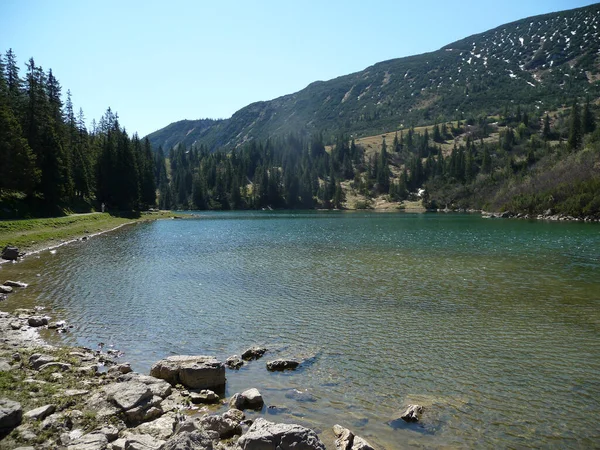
xmin=147 ymin=3 xmax=600 ymax=151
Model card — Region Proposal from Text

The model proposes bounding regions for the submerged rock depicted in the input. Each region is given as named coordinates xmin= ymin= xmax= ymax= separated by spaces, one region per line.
xmin=237 ymin=418 xmax=325 ymax=450
xmin=266 ymin=359 xmax=299 ymax=371
xmin=332 ymin=424 xmax=374 ymax=450
xmin=150 ymin=355 xmax=225 ymax=390
xmin=400 ymin=404 xmax=423 ymax=422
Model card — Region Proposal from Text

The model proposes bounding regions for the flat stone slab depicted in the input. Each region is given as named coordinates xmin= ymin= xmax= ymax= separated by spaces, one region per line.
xmin=149 ymin=355 xmax=225 ymax=390
xmin=24 ymin=404 xmax=55 ymax=421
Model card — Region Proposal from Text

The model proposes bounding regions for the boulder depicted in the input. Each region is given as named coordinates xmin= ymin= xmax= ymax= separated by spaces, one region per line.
xmin=400 ymin=404 xmax=423 ymax=422
xmin=150 ymin=356 xmax=225 ymax=390
xmin=117 ymin=373 xmax=173 ymax=398
xmin=27 ymin=316 xmax=48 ymax=327
xmin=0 ymin=285 xmax=13 ymax=294
xmin=38 ymin=362 xmax=71 ymax=372
xmin=229 ymin=388 xmax=264 ymax=411
xmin=332 ymin=424 xmax=374 ymax=450
xmin=4 ymin=280 xmax=28 ymax=288
xmin=133 ymin=412 xmax=177 ymax=440
xmin=197 ymin=413 xmax=242 ymax=439
xmin=0 ymin=398 xmax=22 ymax=433
xmin=30 ymin=354 xmax=56 ymax=370
xmin=266 ymin=359 xmax=299 ymax=371
xmin=104 ymin=382 xmax=152 ymax=411
xmin=24 ymin=404 xmax=56 ymax=421
xmin=66 ymin=432 xmax=108 ymax=450
xmin=1 ymin=246 xmax=20 ymax=261
xmin=108 ymin=363 xmax=133 ymax=375
xmin=159 ymin=430 xmax=214 ymax=450
xmin=189 ymin=390 xmax=219 ymax=404
xmin=115 ymin=432 xmax=165 ymax=450
xmin=238 ymin=418 xmax=325 ymax=450
xmin=225 ymin=355 xmax=244 ymax=369
xmin=241 ymin=347 xmax=267 ymax=361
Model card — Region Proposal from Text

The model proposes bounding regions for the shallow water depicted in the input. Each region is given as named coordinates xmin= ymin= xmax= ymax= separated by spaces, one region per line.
xmin=1 ymin=212 xmax=599 ymax=448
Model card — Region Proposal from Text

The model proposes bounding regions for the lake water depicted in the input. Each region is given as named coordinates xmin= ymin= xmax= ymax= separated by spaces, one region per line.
xmin=1 ymin=212 xmax=599 ymax=448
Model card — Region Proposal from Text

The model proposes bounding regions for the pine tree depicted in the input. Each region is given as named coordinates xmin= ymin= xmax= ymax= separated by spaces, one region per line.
xmin=582 ymin=97 xmax=595 ymax=135
xmin=568 ymin=101 xmax=582 ymax=150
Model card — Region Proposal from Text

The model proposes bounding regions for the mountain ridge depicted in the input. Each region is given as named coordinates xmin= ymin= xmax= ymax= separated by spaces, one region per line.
xmin=147 ymin=3 xmax=600 ymax=151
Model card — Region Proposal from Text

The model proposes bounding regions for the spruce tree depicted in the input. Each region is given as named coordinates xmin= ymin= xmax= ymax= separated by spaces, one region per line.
xmin=567 ymin=101 xmax=582 ymax=150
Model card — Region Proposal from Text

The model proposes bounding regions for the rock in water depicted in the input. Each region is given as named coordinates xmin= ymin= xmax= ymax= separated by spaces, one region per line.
xmin=241 ymin=347 xmax=267 ymax=361
xmin=27 ymin=316 xmax=48 ymax=327
xmin=229 ymin=388 xmax=264 ymax=411
xmin=189 ymin=390 xmax=219 ymax=404
xmin=0 ymin=398 xmax=22 ymax=434
xmin=400 ymin=404 xmax=423 ymax=422
xmin=1 ymin=246 xmax=20 ymax=261
xmin=225 ymin=355 xmax=244 ymax=369
xmin=238 ymin=418 xmax=325 ymax=450
xmin=332 ymin=424 xmax=374 ymax=450
xmin=150 ymin=355 xmax=225 ymax=390
xmin=266 ymin=359 xmax=299 ymax=371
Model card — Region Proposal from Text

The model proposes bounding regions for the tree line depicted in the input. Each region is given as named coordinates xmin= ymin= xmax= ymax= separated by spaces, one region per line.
xmin=0 ymin=49 xmax=155 ymax=217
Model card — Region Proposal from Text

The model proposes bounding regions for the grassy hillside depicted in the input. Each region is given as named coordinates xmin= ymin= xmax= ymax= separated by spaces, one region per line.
xmin=147 ymin=3 xmax=600 ymax=151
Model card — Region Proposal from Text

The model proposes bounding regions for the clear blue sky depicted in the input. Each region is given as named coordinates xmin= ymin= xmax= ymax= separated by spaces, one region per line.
xmin=1 ymin=0 xmax=597 ymax=137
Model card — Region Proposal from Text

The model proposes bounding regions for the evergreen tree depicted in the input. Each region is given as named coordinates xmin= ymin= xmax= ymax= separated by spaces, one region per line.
xmin=568 ymin=101 xmax=582 ymax=150
xmin=582 ymin=97 xmax=595 ymax=135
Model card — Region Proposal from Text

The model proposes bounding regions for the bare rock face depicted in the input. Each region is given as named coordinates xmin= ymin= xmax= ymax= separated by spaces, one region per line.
xmin=332 ymin=424 xmax=374 ymax=450
xmin=266 ymin=359 xmax=299 ymax=371
xmin=150 ymin=356 xmax=225 ymax=390
xmin=400 ymin=404 xmax=423 ymax=422
xmin=237 ymin=418 xmax=326 ymax=450
xmin=0 ymin=398 xmax=22 ymax=434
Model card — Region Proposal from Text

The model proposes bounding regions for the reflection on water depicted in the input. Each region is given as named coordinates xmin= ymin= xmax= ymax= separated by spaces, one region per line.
xmin=1 ymin=212 xmax=599 ymax=449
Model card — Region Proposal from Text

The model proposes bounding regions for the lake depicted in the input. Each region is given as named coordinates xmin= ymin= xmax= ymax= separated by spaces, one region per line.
xmin=1 ymin=211 xmax=599 ymax=448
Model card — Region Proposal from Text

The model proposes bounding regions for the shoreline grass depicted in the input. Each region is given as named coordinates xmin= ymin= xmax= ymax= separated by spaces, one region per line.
xmin=0 ymin=211 xmax=182 ymax=255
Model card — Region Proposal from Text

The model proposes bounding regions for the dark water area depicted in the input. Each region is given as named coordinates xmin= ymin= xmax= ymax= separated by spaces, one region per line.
xmin=2 ymin=211 xmax=599 ymax=448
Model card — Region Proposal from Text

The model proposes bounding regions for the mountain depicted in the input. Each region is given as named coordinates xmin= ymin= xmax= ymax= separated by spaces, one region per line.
xmin=147 ymin=4 xmax=600 ymax=151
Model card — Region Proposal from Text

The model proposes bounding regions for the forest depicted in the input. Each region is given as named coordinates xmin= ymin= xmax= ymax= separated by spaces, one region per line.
xmin=158 ymin=98 xmax=599 ymax=218
xmin=0 ymin=49 xmax=155 ymax=218
xmin=1 ymin=48 xmax=599 ymax=219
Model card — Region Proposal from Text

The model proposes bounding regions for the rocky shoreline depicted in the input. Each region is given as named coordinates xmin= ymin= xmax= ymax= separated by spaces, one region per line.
xmin=0 ymin=300 xmax=397 ymax=450
xmin=434 ymin=208 xmax=600 ymax=222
